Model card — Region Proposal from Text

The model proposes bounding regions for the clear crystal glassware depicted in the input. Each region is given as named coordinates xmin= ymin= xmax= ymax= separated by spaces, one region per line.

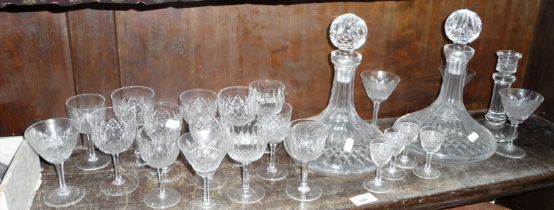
xmin=179 ymin=89 xmax=218 ymax=125
xmin=399 ymin=9 xmax=497 ymax=164
xmin=413 ymin=127 xmax=446 ymax=179
xmin=439 ymin=65 xmax=476 ymax=86
xmin=137 ymin=128 xmax=181 ymax=209
xmin=256 ymin=102 xmax=292 ymax=181
xmin=363 ymin=137 xmax=394 ymax=193
xmin=360 ymin=70 xmax=401 ymax=126
xmin=65 ymin=94 xmax=111 ymax=171
xmin=89 ymin=106 xmax=138 ymax=196
xmin=381 ymin=127 xmax=407 ymax=180
xmin=111 ymin=86 xmax=155 ymax=167
xmin=217 ymin=86 xmax=258 ymax=127
xmin=308 ymin=13 xmax=383 ymax=176
xmin=24 ymin=118 xmax=85 ymax=207
xmin=284 ymin=119 xmax=329 ymax=201
xmin=392 ymin=118 xmax=421 ymax=169
xmin=496 ymin=88 xmax=544 ymax=158
xmin=248 ymin=79 xmax=285 ymax=116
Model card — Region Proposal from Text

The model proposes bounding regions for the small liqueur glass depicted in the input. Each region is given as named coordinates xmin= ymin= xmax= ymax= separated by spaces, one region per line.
xmin=24 ymin=118 xmax=85 ymax=207
xmin=89 ymin=106 xmax=139 ymax=196
xmin=256 ymin=102 xmax=292 ymax=181
xmin=496 ymin=88 xmax=544 ymax=158
xmin=381 ymin=127 xmax=407 ymax=180
xmin=413 ymin=126 xmax=446 ymax=179
xmin=284 ymin=119 xmax=329 ymax=201
xmin=361 ymin=70 xmax=400 ymax=126
xmin=363 ymin=137 xmax=394 ymax=193
xmin=393 ymin=118 xmax=421 ymax=169
xmin=65 ymin=94 xmax=111 ymax=171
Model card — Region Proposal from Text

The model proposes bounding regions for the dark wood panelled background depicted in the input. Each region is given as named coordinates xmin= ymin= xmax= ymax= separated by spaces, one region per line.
xmin=0 ymin=0 xmax=543 ymax=136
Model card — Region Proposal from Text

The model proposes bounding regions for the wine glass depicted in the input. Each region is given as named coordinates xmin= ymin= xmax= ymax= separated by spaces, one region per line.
xmin=89 ymin=106 xmax=138 ymax=196
xmin=361 ymin=70 xmax=400 ymax=126
xmin=363 ymin=137 xmax=394 ymax=193
xmin=137 ymin=128 xmax=181 ymax=209
xmin=111 ymin=86 xmax=155 ymax=167
xmin=65 ymin=94 xmax=111 ymax=171
xmin=381 ymin=127 xmax=407 ymax=180
xmin=256 ymin=102 xmax=292 ymax=181
xmin=497 ymin=88 xmax=544 ymax=158
xmin=413 ymin=126 xmax=446 ymax=179
xmin=24 ymin=118 xmax=85 ymax=207
xmin=284 ymin=119 xmax=329 ymax=201
xmin=217 ymin=86 xmax=258 ymax=127
xmin=249 ymin=79 xmax=286 ymax=154
xmin=393 ymin=118 xmax=421 ymax=169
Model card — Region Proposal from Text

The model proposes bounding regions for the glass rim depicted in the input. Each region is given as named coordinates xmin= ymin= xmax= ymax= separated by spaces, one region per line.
xmin=499 ymin=88 xmax=545 ymax=103
xmin=24 ymin=118 xmax=81 ymax=140
xmin=179 ymin=88 xmax=217 ymax=101
xmin=65 ymin=93 xmax=105 ymax=110
xmin=217 ymin=86 xmax=249 ymax=98
xmin=110 ymin=85 xmax=155 ymax=102
xmin=360 ymin=70 xmax=401 ymax=83
xmin=248 ymin=79 xmax=286 ymax=90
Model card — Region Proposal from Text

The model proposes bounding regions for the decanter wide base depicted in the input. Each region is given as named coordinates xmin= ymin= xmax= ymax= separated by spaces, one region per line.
xmin=308 ymin=145 xmax=376 ymax=176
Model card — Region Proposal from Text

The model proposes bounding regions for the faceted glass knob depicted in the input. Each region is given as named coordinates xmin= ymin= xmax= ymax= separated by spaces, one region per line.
xmin=329 ymin=13 xmax=367 ymax=51
xmin=444 ymin=9 xmax=482 ymax=45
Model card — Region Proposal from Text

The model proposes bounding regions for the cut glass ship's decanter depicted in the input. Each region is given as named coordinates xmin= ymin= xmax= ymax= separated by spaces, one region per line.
xmin=400 ymin=9 xmax=497 ymax=164
xmin=308 ymin=14 xmax=383 ymax=176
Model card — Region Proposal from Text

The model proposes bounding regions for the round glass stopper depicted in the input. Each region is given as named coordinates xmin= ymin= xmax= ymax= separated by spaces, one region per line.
xmin=329 ymin=13 xmax=368 ymax=51
xmin=444 ymin=9 xmax=482 ymax=45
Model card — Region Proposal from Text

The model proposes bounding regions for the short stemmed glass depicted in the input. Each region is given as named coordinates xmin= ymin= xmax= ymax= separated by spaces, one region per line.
xmin=284 ymin=119 xmax=329 ymax=201
xmin=89 ymin=107 xmax=139 ymax=196
xmin=381 ymin=127 xmax=407 ymax=180
xmin=496 ymin=88 xmax=544 ymax=158
xmin=393 ymin=118 xmax=421 ymax=169
xmin=363 ymin=137 xmax=394 ymax=193
xmin=256 ymin=102 xmax=292 ymax=181
xmin=65 ymin=94 xmax=111 ymax=171
xmin=24 ymin=118 xmax=85 ymax=207
xmin=111 ymin=86 xmax=155 ymax=167
xmin=361 ymin=70 xmax=400 ymax=126
xmin=137 ymin=128 xmax=181 ymax=209
xmin=413 ymin=126 xmax=446 ymax=179
xmin=217 ymin=86 xmax=258 ymax=127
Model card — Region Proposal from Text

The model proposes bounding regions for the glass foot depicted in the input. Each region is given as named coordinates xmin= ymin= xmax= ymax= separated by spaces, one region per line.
xmin=256 ymin=164 xmax=288 ymax=181
xmin=192 ymin=174 xmax=227 ymax=190
xmin=381 ymin=167 xmax=406 ymax=180
xmin=363 ymin=178 xmax=392 ymax=193
xmin=100 ymin=174 xmax=139 ymax=196
xmin=394 ymin=155 xmax=417 ymax=169
xmin=481 ymin=120 xmax=515 ymax=143
xmin=75 ymin=152 xmax=111 ymax=171
xmin=144 ymin=188 xmax=181 ymax=209
xmin=187 ymin=198 xmax=226 ymax=209
xmin=413 ymin=166 xmax=441 ymax=179
xmin=226 ymin=183 xmax=265 ymax=204
xmin=44 ymin=185 xmax=86 ymax=208
xmin=285 ymin=183 xmax=323 ymax=201
xmin=496 ymin=143 xmax=526 ymax=159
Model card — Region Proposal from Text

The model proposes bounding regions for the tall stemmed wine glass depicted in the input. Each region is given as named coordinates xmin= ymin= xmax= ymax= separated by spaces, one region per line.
xmin=381 ymin=127 xmax=407 ymax=180
xmin=413 ymin=126 xmax=446 ymax=179
xmin=24 ymin=118 xmax=85 ymax=207
xmin=361 ymin=70 xmax=400 ymax=126
xmin=89 ymin=107 xmax=138 ymax=196
xmin=393 ymin=118 xmax=421 ymax=169
xmin=111 ymin=86 xmax=155 ymax=166
xmin=284 ymin=119 xmax=329 ymax=201
xmin=363 ymin=137 xmax=394 ymax=193
xmin=496 ymin=88 xmax=544 ymax=158
xmin=65 ymin=94 xmax=111 ymax=170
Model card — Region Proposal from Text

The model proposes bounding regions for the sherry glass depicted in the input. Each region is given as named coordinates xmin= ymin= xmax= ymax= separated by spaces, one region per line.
xmin=111 ymin=86 xmax=155 ymax=167
xmin=89 ymin=106 xmax=138 ymax=196
xmin=363 ymin=137 xmax=394 ymax=193
xmin=24 ymin=118 xmax=85 ymax=207
xmin=137 ymin=128 xmax=181 ymax=209
xmin=248 ymin=79 xmax=285 ymax=116
xmin=284 ymin=119 xmax=329 ymax=201
xmin=361 ymin=70 xmax=400 ymax=126
xmin=393 ymin=118 xmax=421 ymax=169
xmin=413 ymin=126 xmax=446 ymax=179
xmin=65 ymin=94 xmax=111 ymax=171
xmin=217 ymin=86 xmax=258 ymax=127
xmin=496 ymin=88 xmax=544 ymax=158
xmin=381 ymin=127 xmax=407 ymax=180
xmin=256 ymin=102 xmax=292 ymax=181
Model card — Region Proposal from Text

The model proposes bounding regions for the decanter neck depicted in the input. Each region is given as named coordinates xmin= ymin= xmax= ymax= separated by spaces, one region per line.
xmin=326 ymin=50 xmax=362 ymax=111
xmin=437 ymin=44 xmax=475 ymax=106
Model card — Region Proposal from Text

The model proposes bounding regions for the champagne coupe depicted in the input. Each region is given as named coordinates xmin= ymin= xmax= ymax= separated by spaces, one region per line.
xmin=284 ymin=119 xmax=329 ymax=201
xmin=413 ymin=126 xmax=446 ymax=179
xmin=381 ymin=127 xmax=407 ymax=180
xmin=65 ymin=94 xmax=111 ymax=170
xmin=137 ymin=128 xmax=181 ymax=209
xmin=249 ymin=79 xmax=286 ymax=154
xmin=393 ymin=118 xmax=421 ymax=169
xmin=111 ymin=86 xmax=155 ymax=167
xmin=363 ymin=137 xmax=394 ymax=193
xmin=24 ymin=118 xmax=85 ymax=207
xmin=361 ymin=70 xmax=400 ymax=126
xmin=89 ymin=106 xmax=139 ymax=196
xmin=496 ymin=88 xmax=544 ymax=158
xmin=256 ymin=102 xmax=292 ymax=181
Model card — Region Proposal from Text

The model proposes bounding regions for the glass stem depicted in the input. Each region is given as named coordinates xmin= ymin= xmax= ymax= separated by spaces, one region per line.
xmin=85 ymin=134 xmax=98 ymax=161
xmin=299 ymin=163 xmax=310 ymax=192
xmin=203 ymin=176 xmax=211 ymax=206
xmin=134 ymin=126 xmax=141 ymax=160
xmin=372 ymin=101 xmax=381 ymax=125
xmin=375 ymin=166 xmax=383 ymax=184
xmin=507 ymin=123 xmax=519 ymax=149
xmin=112 ymin=154 xmax=125 ymax=185
xmin=389 ymin=155 xmax=396 ymax=171
xmin=267 ymin=143 xmax=277 ymax=172
xmin=242 ymin=163 xmax=250 ymax=191
xmin=424 ymin=152 xmax=432 ymax=170
xmin=158 ymin=168 xmax=166 ymax=196
xmin=54 ymin=163 xmax=68 ymax=193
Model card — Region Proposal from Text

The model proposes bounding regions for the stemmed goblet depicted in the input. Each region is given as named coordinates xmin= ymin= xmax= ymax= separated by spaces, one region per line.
xmin=381 ymin=127 xmax=407 ymax=180
xmin=24 ymin=118 xmax=85 ymax=207
xmin=413 ymin=126 xmax=446 ymax=179
xmin=284 ymin=119 xmax=329 ymax=201
xmin=393 ymin=118 xmax=421 ymax=169
xmin=361 ymin=70 xmax=400 ymax=126
xmin=496 ymin=88 xmax=544 ymax=158
xmin=65 ymin=94 xmax=111 ymax=171
xmin=363 ymin=137 xmax=394 ymax=193
xmin=249 ymin=80 xmax=286 ymax=154
xmin=217 ymin=86 xmax=258 ymax=127
xmin=89 ymin=107 xmax=139 ymax=196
